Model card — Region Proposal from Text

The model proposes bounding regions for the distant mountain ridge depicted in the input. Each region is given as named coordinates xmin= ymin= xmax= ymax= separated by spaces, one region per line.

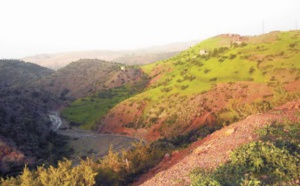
xmin=21 ymin=40 xmax=199 ymax=69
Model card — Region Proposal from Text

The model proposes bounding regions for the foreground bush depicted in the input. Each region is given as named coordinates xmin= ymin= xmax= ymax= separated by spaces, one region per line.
xmin=0 ymin=142 xmax=166 ymax=186
xmin=191 ymin=122 xmax=300 ymax=186
xmin=1 ymin=159 xmax=97 ymax=186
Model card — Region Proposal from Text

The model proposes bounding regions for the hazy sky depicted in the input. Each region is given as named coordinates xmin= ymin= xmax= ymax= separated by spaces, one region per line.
xmin=0 ymin=0 xmax=299 ymax=58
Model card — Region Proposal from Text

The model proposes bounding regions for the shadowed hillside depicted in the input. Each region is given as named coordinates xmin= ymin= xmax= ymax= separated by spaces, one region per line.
xmin=0 ymin=60 xmax=68 ymax=176
xmin=0 ymin=60 xmax=54 ymax=89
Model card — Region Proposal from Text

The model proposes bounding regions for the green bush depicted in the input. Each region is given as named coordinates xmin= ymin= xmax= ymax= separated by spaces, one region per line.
xmin=191 ymin=169 xmax=221 ymax=186
xmin=248 ymin=66 xmax=255 ymax=74
xmin=191 ymin=122 xmax=300 ymax=186
xmin=204 ymin=69 xmax=211 ymax=74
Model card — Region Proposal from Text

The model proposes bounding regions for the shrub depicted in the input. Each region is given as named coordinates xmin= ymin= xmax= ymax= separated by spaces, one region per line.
xmin=229 ymin=54 xmax=237 ymax=60
xmin=161 ymin=87 xmax=173 ymax=92
xmin=180 ymin=69 xmax=188 ymax=76
xmin=209 ymin=77 xmax=217 ymax=82
xmin=289 ymin=43 xmax=296 ymax=48
xmin=183 ymin=75 xmax=196 ymax=81
xmin=248 ymin=66 xmax=255 ymax=74
xmin=180 ymin=85 xmax=189 ymax=90
xmin=204 ymin=69 xmax=211 ymax=74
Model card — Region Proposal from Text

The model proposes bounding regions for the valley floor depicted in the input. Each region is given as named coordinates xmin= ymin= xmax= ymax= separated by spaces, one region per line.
xmin=56 ymin=117 xmax=138 ymax=159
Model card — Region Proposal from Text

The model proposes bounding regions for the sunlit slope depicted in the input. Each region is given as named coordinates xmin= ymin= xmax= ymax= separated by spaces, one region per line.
xmin=99 ymin=31 xmax=300 ymax=140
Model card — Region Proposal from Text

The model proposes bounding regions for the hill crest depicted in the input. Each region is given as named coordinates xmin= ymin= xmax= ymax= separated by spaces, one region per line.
xmin=21 ymin=40 xmax=199 ymax=70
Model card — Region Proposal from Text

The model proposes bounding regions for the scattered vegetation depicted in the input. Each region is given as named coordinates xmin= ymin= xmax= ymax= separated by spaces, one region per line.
xmin=226 ymin=86 xmax=300 ymax=121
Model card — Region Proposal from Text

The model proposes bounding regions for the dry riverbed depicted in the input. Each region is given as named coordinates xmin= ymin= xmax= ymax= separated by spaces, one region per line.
xmin=49 ymin=112 xmax=139 ymax=160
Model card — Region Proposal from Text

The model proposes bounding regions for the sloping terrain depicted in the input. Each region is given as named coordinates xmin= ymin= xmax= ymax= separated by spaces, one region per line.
xmin=134 ymin=100 xmax=300 ymax=186
xmin=98 ymin=31 xmax=300 ymax=141
xmin=39 ymin=59 xmax=145 ymax=100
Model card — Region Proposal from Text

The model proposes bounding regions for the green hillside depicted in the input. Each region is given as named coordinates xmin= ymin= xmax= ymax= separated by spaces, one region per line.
xmin=142 ymin=31 xmax=299 ymax=95
xmin=100 ymin=31 xmax=300 ymax=139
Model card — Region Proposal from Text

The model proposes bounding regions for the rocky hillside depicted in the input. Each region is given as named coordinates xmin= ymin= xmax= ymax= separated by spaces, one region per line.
xmin=98 ymin=31 xmax=300 ymax=141
xmin=134 ymin=100 xmax=300 ymax=185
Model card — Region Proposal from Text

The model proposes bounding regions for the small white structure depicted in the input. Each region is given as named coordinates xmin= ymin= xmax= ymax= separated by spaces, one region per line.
xmin=199 ymin=49 xmax=208 ymax=55
xmin=120 ymin=66 xmax=125 ymax=71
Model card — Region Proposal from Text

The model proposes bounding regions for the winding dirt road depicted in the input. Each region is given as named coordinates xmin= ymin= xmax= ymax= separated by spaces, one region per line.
xmin=48 ymin=111 xmax=62 ymax=131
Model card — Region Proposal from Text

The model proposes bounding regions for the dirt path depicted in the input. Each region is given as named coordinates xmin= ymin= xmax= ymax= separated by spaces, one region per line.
xmin=133 ymin=100 xmax=300 ymax=186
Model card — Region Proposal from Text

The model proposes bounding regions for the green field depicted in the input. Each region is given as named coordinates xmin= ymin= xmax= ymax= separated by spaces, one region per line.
xmin=62 ymin=86 xmax=136 ymax=129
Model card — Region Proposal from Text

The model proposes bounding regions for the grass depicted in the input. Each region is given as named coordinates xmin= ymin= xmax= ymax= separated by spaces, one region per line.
xmin=62 ymin=86 xmax=136 ymax=130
